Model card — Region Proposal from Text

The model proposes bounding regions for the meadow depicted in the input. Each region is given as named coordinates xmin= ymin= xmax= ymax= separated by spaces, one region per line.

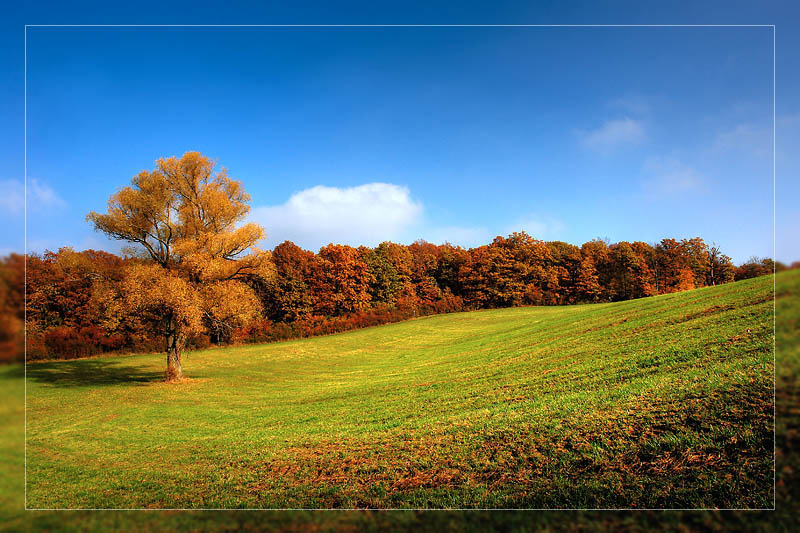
xmin=15 ymin=272 xmax=786 ymax=512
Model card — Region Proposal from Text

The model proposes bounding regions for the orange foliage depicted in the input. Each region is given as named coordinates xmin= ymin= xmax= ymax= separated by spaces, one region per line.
xmin=86 ymin=152 xmax=272 ymax=379
xmin=311 ymin=244 xmax=373 ymax=316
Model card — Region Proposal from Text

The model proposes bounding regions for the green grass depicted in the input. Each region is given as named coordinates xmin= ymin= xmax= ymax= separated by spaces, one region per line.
xmin=14 ymin=273 xmax=789 ymax=512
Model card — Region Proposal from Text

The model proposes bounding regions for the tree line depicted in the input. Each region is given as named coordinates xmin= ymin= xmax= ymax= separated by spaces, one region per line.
xmin=0 ymin=152 xmax=791 ymax=376
xmin=0 ymin=233 xmax=787 ymax=365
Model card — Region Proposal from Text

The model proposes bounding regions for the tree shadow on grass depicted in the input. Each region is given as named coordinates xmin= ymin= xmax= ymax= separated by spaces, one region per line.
xmin=26 ymin=358 xmax=163 ymax=388
xmin=1 ymin=364 xmax=24 ymax=380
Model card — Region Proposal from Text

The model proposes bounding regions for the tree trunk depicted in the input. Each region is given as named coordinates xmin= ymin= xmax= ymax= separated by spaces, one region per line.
xmin=165 ymin=320 xmax=183 ymax=381
xmin=166 ymin=344 xmax=182 ymax=381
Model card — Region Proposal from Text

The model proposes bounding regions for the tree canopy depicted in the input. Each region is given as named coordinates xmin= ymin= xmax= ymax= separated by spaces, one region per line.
xmin=87 ymin=152 xmax=272 ymax=380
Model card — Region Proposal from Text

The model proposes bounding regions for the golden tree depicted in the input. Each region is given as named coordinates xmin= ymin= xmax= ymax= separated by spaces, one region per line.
xmin=88 ymin=152 xmax=272 ymax=380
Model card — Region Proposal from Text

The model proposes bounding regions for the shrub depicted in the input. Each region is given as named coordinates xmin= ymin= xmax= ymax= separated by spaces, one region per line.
xmin=186 ymin=334 xmax=211 ymax=350
xmin=44 ymin=326 xmax=96 ymax=359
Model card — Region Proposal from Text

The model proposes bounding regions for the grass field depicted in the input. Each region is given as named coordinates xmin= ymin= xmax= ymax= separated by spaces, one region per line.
xmin=16 ymin=273 xmax=785 ymax=511
xmin=1 ymin=271 xmax=798 ymax=529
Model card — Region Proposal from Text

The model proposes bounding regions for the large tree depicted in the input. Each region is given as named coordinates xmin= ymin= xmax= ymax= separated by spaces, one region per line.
xmin=460 ymin=232 xmax=555 ymax=308
xmin=88 ymin=152 xmax=272 ymax=380
xmin=310 ymin=244 xmax=373 ymax=316
xmin=263 ymin=241 xmax=316 ymax=322
xmin=706 ymin=243 xmax=735 ymax=286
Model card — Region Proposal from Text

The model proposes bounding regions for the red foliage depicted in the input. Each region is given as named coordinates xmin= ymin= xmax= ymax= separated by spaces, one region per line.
xmin=0 ymin=254 xmax=25 ymax=362
xmin=7 ymin=233 xmax=763 ymax=361
xmin=42 ymin=325 xmax=124 ymax=360
xmin=311 ymin=244 xmax=373 ymax=316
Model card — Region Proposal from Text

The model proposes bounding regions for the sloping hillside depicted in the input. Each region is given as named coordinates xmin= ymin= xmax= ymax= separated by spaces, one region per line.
xmin=22 ymin=272 xmax=784 ymax=509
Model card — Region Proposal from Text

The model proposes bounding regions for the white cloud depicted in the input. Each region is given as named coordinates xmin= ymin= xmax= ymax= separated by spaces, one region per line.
xmin=0 ymin=178 xmax=66 ymax=216
xmin=641 ymin=156 xmax=707 ymax=195
xmin=580 ymin=117 xmax=645 ymax=153
xmin=248 ymin=183 xmax=570 ymax=251
xmin=30 ymin=179 xmax=66 ymax=209
xmin=0 ymin=180 xmax=24 ymax=215
xmin=248 ymin=183 xmax=423 ymax=251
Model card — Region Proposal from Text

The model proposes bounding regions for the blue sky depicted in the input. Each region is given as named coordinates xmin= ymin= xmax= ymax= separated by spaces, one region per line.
xmin=3 ymin=1 xmax=799 ymax=264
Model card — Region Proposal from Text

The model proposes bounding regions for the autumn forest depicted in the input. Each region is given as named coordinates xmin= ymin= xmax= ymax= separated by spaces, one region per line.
xmin=0 ymin=152 xmax=785 ymax=370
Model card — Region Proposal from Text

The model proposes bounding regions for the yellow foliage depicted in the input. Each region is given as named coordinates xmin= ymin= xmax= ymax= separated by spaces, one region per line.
xmin=200 ymin=280 xmax=262 ymax=331
xmin=87 ymin=151 xmax=269 ymax=279
xmin=122 ymin=263 xmax=204 ymax=337
xmin=87 ymin=152 xmax=273 ymax=376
